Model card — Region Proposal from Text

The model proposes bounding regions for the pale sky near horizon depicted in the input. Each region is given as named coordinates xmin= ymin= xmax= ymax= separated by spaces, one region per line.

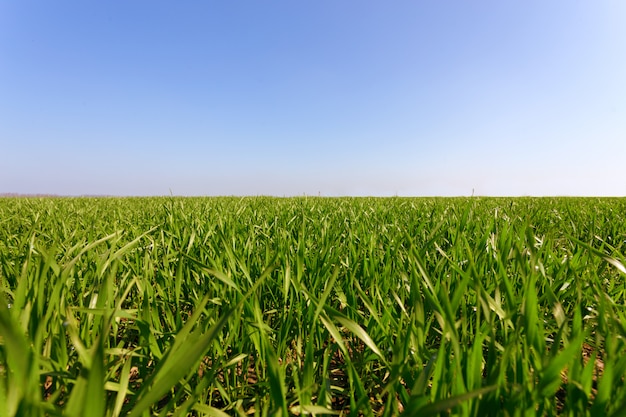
xmin=1 ymin=1 xmax=625 ymax=196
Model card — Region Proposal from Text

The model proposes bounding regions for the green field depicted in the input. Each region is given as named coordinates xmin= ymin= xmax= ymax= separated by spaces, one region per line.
xmin=1 ymin=197 xmax=626 ymax=416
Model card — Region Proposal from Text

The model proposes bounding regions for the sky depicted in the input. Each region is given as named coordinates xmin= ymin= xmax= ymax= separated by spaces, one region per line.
xmin=1 ymin=1 xmax=625 ymax=197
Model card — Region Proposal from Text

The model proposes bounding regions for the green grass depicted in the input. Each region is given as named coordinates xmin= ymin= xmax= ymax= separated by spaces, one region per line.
xmin=1 ymin=196 xmax=626 ymax=416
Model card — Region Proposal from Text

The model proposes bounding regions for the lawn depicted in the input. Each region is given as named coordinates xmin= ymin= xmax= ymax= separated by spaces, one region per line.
xmin=1 ymin=196 xmax=626 ymax=416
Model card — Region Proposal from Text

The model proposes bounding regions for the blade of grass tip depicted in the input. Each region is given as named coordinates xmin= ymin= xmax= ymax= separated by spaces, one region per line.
xmin=319 ymin=313 xmax=349 ymax=359
xmin=111 ymin=355 xmax=134 ymax=417
xmin=223 ymin=353 xmax=249 ymax=368
xmin=567 ymin=235 xmax=626 ymax=275
xmin=191 ymin=403 xmax=232 ymax=417
xmin=283 ymin=263 xmax=291 ymax=312
xmin=175 ymin=256 xmax=183 ymax=311
xmin=292 ymin=405 xmax=340 ymax=415
xmin=333 ymin=315 xmax=385 ymax=364
xmin=182 ymin=254 xmax=240 ymax=292
xmin=604 ymin=256 xmax=626 ymax=275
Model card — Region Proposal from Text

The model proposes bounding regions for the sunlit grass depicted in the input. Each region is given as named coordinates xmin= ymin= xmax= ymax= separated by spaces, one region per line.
xmin=1 ymin=196 xmax=626 ymax=416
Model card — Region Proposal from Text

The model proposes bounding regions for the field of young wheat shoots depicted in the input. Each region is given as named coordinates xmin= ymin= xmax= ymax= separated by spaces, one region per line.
xmin=1 ymin=197 xmax=626 ymax=416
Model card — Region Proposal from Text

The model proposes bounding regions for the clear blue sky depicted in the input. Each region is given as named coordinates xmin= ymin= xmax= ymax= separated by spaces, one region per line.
xmin=1 ymin=1 xmax=625 ymax=196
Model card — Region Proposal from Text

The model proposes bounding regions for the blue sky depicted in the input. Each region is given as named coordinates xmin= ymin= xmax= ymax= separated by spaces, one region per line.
xmin=1 ymin=1 xmax=625 ymax=196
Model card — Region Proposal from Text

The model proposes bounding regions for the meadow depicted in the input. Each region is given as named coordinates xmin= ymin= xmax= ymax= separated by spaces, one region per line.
xmin=1 ymin=196 xmax=626 ymax=416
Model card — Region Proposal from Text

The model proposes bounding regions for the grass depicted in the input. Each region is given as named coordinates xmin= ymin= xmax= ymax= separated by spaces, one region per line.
xmin=1 ymin=196 xmax=626 ymax=416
